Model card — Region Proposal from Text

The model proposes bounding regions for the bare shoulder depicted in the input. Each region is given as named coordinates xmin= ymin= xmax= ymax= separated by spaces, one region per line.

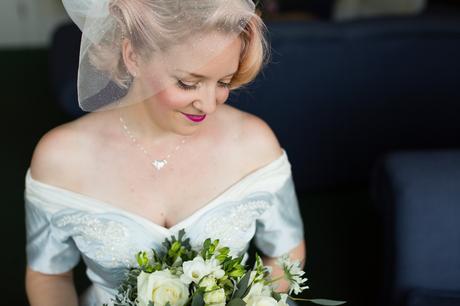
xmin=239 ymin=108 xmax=283 ymax=167
xmin=29 ymin=112 xmax=103 ymax=187
xmin=218 ymin=104 xmax=283 ymax=170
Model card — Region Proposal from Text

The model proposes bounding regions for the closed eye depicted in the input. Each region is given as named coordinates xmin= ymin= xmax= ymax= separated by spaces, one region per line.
xmin=218 ymin=81 xmax=231 ymax=88
xmin=176 ymin=80 xmax=197 ymax=91
xmin=177 ymin=79 xmax=231 ymax=91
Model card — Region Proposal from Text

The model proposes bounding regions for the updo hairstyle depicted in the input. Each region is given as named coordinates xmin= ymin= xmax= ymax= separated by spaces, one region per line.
xmin=88 ymin=0 xmax=269 ymax=90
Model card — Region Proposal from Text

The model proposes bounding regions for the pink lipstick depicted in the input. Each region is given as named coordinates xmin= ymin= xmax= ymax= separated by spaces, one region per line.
xmin=182 ymin=112 xmax=207 ymax=123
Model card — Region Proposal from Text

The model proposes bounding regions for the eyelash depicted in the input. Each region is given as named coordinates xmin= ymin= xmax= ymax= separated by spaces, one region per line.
xmin=176 ymin=80 xmax=231 ymax=91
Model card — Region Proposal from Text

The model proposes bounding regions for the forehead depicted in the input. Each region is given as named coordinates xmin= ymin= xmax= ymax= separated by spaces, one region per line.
xmin=156 ymin=32 xmax=242 ymax=76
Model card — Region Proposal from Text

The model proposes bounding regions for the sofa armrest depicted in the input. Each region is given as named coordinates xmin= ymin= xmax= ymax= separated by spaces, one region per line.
xmin=406 ymin=288 xmax=460 ymax=306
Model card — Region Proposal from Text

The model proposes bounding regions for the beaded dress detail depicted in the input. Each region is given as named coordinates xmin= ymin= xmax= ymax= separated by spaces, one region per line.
xmin=24 ymin=149 xmax=304 ymax=306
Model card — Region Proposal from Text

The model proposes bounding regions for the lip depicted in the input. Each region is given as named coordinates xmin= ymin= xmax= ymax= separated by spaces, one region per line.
xmin=181 ymin=112 xmax=207 ymax=123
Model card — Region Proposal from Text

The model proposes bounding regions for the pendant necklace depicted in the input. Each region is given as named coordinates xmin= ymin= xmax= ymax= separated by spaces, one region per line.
xmin=119 ymin=115 xmax=186 ymax=171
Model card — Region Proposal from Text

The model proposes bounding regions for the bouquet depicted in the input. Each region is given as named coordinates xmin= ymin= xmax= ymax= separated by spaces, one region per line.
xmin=103 ymin=230 xmax=345 ymax=306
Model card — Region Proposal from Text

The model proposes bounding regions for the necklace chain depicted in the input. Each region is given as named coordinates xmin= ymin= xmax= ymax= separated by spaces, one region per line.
xmin=119 ymin=114 xmax=186 ymax=170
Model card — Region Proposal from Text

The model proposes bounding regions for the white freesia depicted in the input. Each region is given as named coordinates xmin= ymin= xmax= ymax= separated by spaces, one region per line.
xmin=204 ymin=288 xmax=226 ymax=305
xmin=207 ymin=257 xmax=225 ymax=279
xmin=246 ymin=295 xmax=279 ymax=306
xmin=180 ymin=256 xmax=209 ymax=284
xmin=137 ymin=270 xmax=189 ymax=306
xmin=181 ymin=256 xmax=225 ymax=285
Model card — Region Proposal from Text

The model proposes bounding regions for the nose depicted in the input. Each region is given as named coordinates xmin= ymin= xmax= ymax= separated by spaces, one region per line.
xmin=193 ymin=85 xmax=217 ymax=114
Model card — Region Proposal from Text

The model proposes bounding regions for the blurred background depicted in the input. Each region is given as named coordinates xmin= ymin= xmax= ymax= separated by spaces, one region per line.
xmin=2 ymin=0 xmax=460 ymax=305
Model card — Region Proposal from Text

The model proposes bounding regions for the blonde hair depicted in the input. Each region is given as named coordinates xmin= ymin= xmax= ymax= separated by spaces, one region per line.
xmin=88 ymin=0 xmax=269 ymax=90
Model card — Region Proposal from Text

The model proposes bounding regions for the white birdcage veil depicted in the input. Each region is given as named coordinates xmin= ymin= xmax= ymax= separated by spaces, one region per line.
xmin=62 ymin=0 xmax=257 ymax=112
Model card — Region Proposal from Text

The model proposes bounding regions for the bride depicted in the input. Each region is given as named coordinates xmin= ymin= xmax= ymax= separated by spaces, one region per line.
xmin=24 ymin=0 xmax=306 ymax=305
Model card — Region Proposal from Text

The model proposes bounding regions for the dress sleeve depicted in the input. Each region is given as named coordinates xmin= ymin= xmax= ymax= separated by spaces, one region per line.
xmin=25 ymin=196 xmax=80 ymax=274
xmin=254 ymin=175 xmax=304 ymax=257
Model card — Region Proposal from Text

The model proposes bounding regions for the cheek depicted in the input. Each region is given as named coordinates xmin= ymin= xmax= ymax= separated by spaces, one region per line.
xmin=217 ymin=89 xmax=230 ymax=104
xmin=141 ymin=73 xmax=193 ymax=110
xmin=153 ymin=87 xmax=195 ymax=110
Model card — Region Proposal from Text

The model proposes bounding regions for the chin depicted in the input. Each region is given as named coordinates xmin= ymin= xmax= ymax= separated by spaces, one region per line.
xmin=170 ymin=113 xmax=205 ymax=136
xmin=171 ymin=124 xmax=201 ymax=137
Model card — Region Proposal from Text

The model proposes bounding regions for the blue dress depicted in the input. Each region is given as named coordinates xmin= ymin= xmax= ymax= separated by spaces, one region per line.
xmin=24 ymin=149 xmax=304 ymax=306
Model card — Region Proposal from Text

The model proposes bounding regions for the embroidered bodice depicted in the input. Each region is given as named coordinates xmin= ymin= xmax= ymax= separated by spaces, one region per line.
xmin=24 ymin=149 xmax=304 ymax=306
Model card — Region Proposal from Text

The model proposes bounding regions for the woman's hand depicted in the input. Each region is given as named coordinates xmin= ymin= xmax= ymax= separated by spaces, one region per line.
xmin=261 ymin=240 xmax=306 ymax=293
xmin=25 ymin=266 xmax=79 ymax=306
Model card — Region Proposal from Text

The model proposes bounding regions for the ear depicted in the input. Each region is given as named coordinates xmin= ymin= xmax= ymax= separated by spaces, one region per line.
xmin=122 ymin=39 xmax=139 ymax=77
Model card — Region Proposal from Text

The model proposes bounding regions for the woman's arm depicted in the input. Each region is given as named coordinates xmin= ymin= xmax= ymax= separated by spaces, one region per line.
xmin=26 ymin=127 xmax=82 ymax=306
xmin=261 ymin=240 xmax=306 ymax=293
xmin=25 ymin=266 xmax=78 ymax=306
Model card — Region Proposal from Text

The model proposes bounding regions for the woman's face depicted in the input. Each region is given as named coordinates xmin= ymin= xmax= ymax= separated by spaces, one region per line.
xmin=134 ymin=32 xmax=242 ymax=136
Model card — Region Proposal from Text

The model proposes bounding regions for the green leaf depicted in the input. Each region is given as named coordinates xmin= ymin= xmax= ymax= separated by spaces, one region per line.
xmin=272 ymin=292 xmax=282 ymax=302
xmin=219 ymin=247 xmax=230 ymax=255
xmin=224 ymin=258 xmax=240 ymax=271
xmin=233 ymin=272 xmax=252 ymax=299
xmin=191 ymin=291 xmax=204 ymax=306
xmin=227 ymin=298 xmax=246 ymax=306
xmin=295 ymin=298 xmax=347 ymax=306
xmin=216 ymin=254 xmax=227 ymax=262
xmin=171 ymin=241 xmax=181 ymax=252
xmin=178 ymin=229 xmax=186 ymax=240
xmin=228 ymin=268 xmax=245 ymax=278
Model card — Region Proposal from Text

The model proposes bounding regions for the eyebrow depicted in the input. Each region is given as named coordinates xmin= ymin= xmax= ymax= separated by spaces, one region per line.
xmin=175 ymin=69 xmax=237 ymax=79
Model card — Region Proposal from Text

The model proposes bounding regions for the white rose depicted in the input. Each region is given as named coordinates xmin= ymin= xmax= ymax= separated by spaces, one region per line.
xmin=246 ymin=295 xmax=279 ymax=306
xmin=199 ymin=276 xmax=217 ymax=291
xmin=204 ymin=288 xmax=226 ymax=305
xmin=181 ymin=256 xmax=209 ymax=285
xmin=137 ymin=270 xmax=189 ymax=306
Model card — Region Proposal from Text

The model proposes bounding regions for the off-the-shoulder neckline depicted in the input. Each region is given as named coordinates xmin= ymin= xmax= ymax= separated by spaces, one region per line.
xmin=25 ymin=149 xmax=288 ymax=234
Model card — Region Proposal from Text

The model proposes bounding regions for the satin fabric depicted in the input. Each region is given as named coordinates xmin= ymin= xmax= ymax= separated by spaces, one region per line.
xmin=24 ymin=149 xmax=304 ymax=306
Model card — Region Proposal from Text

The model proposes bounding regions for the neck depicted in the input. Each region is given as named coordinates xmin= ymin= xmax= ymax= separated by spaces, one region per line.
xmin=115 ymin=78 xmax=187 ymax=144
xmin=118 ymin=102 xmax=184 ymax=147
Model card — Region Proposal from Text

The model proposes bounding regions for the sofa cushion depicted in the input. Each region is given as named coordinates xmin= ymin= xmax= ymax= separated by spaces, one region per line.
xmin=406 ymin=288 xmax=460 ymax=306
xmin=372 ymin=150 xmax=460 ymax=306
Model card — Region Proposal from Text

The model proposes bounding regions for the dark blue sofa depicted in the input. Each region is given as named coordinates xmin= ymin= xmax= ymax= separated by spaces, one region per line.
xmin=50 ymin=16 xmax=460 ymax=306
xmin=231 ymin=17 xmax=460 ymax=192
xmin=372 ymin=151 xmax=460 ymax=306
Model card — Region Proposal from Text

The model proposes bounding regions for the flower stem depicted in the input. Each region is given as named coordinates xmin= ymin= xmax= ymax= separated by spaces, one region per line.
xmin=267 ymin=275 xmax=284 ymax=284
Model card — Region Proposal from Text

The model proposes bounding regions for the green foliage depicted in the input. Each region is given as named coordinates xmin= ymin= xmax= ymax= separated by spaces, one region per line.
xmin=232 ymin=272 xmax=252 ymax=300
xmin=162 ymin=229 xmax=197 ymax=266
xmin=200 ymin=238 xmax=221 ymax=260
xmin=227 ymin=298 xmax=247 ymax=306
xmin=191 ymin=290 xmax=205 ymax=306
xmin=216 ymin=247 xmax=230 ymax=262
xmin=272 ymin=291 xmax=282 ymax=302
xmin=253 ymin=253 xmax=272 ymax=285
